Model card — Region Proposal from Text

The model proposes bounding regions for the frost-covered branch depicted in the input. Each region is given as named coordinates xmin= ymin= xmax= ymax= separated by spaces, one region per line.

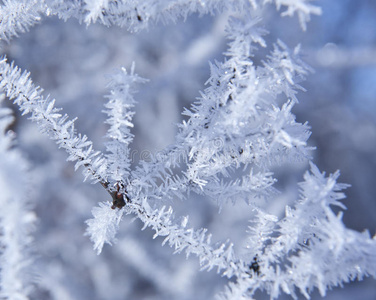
xmin=0 ymin=58 xmax=109 ymax=186
xmin=1 ymin=1 xmax=375 ymax=299
xmin=221 ymin=163 xmax=376 ymax=299
xmin=125 ymin=199 xmax=245 ymax=279
xmin=103 ymin=65 xmax=147 ymax=183
xmin=45 ymin=0 xmax=320 ymax=31
xmin=0 ymin=0 xmax=45 ymax=42
xmin=86 ymin=197 xmax=245 ymax=279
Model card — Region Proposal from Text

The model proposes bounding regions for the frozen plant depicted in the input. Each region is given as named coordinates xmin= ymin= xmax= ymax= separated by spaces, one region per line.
xmin=0 ymin=0 xmax=375 ymax=299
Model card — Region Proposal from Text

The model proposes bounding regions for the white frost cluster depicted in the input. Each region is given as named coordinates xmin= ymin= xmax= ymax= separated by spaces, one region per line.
xmin=85 ymin=201 xmax=124 ymax=254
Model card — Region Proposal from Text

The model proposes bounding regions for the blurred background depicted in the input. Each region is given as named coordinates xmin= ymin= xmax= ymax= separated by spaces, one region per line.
xmin=1 ymin=0 xmax=375 ymax=299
